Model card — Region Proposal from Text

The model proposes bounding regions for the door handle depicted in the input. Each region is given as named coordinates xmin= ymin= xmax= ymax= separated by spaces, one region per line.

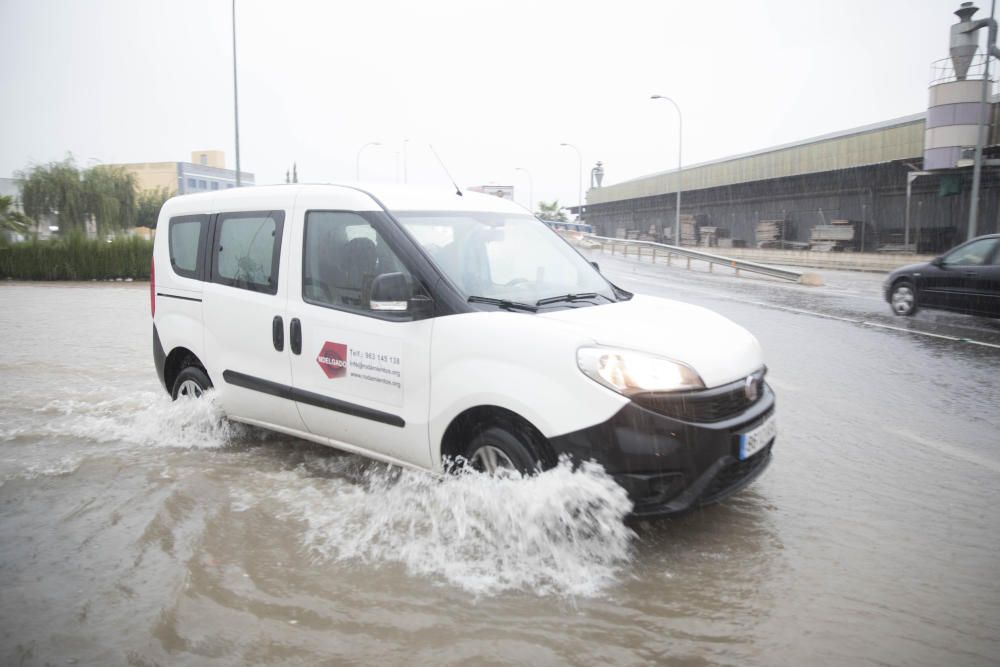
xmin=290 ymin=318 xmax=302 ymax=355
xmin=272 ymin=316 xmax=284 ymax=351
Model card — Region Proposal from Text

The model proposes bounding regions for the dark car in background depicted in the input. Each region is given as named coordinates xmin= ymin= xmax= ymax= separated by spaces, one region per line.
xmin=885 ymin=234 xmax=1000 ymax=319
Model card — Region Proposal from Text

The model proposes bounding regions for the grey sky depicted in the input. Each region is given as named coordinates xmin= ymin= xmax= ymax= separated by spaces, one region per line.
xmin=0 ymin=0 xmax=963 ymax=210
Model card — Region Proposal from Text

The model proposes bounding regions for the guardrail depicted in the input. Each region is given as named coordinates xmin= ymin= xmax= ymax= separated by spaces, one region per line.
xmin=582 ymin=234 xmax=810 ymax=284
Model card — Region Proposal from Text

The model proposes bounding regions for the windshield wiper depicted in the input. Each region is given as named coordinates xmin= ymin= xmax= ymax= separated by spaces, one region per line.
xmin=467 ymin=296 xmax=538 ymax=312
xmin=535 ymin=292 xmax=613 ymax=306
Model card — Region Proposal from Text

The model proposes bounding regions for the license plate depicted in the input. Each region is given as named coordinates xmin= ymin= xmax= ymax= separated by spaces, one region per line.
xmin=739 ymin=413 xmax=776 ymax=460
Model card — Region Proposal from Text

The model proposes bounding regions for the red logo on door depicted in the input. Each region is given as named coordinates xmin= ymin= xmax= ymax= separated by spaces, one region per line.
xmin=317 ymin=342 xmax=348 ymax=378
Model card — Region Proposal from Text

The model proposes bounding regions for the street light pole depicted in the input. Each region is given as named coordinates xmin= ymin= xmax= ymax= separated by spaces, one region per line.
xmin=515 ymin=167 xmax=534 ymax=212
xmin=232 ymin=0 xmax=241 ymax=187
xmin=356 ymin=142 xmax=381 ymax=181
xmin=651 ymin=94 xmax=683 ymax=245
xmin=559 ymin=143 xmax=583 ymax=221
xmin=403 ymin=138 xmax=409 ymax=184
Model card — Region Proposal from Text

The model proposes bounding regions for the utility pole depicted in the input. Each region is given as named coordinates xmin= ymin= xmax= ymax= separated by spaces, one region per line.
xmin=960 ymin=0 xmax=999 ymax=239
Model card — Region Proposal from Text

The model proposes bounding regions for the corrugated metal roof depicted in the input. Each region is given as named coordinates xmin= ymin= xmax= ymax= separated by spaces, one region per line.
xmin=588 ymin=112 xmax=927 ymax=205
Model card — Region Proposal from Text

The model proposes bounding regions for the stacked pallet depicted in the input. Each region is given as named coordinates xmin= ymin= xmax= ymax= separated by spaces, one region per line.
xmin=755 ymin=220 xmax=786 ymax=247
xmin=639 ymin=224 xmax=659 ymax=242
xmin=810 ymin=219 xmax=857 ymax=251
xmin=680 ymin=214 xmax=699 ymax=245
xmin=698 ymin=226 xmax=730 ymax=247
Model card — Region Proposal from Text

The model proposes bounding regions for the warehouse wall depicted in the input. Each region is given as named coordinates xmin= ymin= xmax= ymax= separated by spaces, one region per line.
xmin=585 ymin=160 xmax=1000 ymax=254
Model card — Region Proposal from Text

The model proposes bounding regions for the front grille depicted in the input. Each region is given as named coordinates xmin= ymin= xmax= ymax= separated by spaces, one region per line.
xmin=632 ymin=370 xmax=766 ymax=423
xmin=700 ymin=443 xmax=772 ymax=504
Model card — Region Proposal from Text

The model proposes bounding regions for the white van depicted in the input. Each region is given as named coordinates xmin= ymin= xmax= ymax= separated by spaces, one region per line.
xmin=151 ymin=184 xmax=775 ymax=515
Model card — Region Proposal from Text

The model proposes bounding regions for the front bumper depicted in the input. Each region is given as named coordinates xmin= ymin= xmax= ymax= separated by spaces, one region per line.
xmin=548 ymin=384 xmax=775 ymax=516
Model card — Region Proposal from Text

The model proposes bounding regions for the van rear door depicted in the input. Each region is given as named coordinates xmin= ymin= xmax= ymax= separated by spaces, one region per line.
xmin=202 ymin=207 xmax=306 ymax=432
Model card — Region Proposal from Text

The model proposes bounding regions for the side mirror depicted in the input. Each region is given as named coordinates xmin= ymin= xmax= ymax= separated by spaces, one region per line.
xmin=370 ymin=272 xmax=435 ymax=318
xmin=370 ymin=272 xmax=410 ymax=311
xmin=931 ymin=256 xmax=945 ymax=267
xmin=590 ymin=261 xmax=601 ymax=273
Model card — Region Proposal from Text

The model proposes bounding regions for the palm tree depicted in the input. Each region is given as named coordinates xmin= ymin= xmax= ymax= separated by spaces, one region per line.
xmin=0 ymin=195 xmax=30 ymax=236
xmin=536 ymin=200 xmax=568 ymax=222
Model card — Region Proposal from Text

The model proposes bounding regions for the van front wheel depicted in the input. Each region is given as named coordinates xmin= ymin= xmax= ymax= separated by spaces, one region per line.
xmin=464 ymin=426 xmax=540 ymax=476
xmin=171 ymin=366 xmax=212 ymax=400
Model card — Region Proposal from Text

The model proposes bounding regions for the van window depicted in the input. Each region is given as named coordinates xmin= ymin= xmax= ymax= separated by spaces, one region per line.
xmin=397 ymin=211 xmax=613 ymax=303
xmin=303 ymin=211 xmax=410 ymax=312
xmin=168 ymin=215 xmax=208 ymax=279
xmin=212 ymin=211 xmax=285 ymax=294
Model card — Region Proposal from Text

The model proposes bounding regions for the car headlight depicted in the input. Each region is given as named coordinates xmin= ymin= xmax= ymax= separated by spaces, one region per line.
xmin=577 ymin=347 xmax=705 ymax=396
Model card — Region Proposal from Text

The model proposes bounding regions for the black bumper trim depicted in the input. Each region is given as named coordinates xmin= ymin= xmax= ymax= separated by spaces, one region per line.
xmin=549 ymin=385 xmax=776 ymax=516
xmin=153 ymin=325 xmax=167 ymax=392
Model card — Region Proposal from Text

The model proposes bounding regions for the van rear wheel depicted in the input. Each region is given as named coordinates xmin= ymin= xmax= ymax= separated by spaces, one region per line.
xmin=464 ymin=425 xmax=541 ymax=476
xmin=171 ymin=366 xmax=212 ymax=400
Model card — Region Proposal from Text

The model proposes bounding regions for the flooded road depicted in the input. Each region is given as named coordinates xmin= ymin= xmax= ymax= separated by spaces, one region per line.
xmin=1 ymin=276 xmax=999 ymax=666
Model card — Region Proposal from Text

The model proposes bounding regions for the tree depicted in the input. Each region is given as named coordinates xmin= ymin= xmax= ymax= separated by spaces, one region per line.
xmin=17 ymin=157 xmax=138 ymax=236
xmin=136 ymin=187 xmax=172 ymax=229
xmin=19 ymin=158 xmax=87 ymax=234
xmin=82 ymin=165 xmax=137 ymax=235
xmin=0 ymin=195 xmax=29 ymax=236
xmin=536 ymin=200 xmax=568 ymax=222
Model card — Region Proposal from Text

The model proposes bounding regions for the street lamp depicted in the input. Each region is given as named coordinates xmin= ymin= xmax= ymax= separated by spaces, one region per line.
xmin=232 ymin=0 xmax=241 ymax=187
xmin=356 ymin=142 xmax=381 ymax=181
xmin=403 ymin=138 xmax=409 ymax=184
xmin=559 ymin=143 xmax=583 ymax=221
xmin=651 ymin=95 xmax=683 ymax=245
xmin=514 ymin=167 xmax=534 ymax=212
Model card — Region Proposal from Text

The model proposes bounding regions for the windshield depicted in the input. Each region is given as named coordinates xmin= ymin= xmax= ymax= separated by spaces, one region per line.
xmin=396 ymin=211 xmax=615 ymax=305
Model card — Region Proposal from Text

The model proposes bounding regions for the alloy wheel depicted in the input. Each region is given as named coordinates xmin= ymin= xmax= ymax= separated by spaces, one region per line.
xmin=891 ymin=285 xmax=915 ymax=315
xmin=470 ymin=445 xmax=517 ymax=475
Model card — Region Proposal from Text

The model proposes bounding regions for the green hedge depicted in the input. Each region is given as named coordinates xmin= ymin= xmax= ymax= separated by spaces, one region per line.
xmin=0 ymin=236 xmax=153 ymax=281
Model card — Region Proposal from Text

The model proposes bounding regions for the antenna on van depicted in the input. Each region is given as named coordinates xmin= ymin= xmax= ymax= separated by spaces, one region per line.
xmin=429 ymin=144 xmax=463 ymax=196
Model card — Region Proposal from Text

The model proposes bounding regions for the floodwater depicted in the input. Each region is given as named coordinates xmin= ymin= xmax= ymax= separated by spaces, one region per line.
xmin=1 ymin=277 xmax=998 ymax=666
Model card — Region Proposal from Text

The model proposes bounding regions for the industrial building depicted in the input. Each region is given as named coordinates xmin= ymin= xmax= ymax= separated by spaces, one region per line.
xmin=583 ymin=5 xmax=1000 ymax=254
xmin=111 ymin=150 xmax=254 ymax=196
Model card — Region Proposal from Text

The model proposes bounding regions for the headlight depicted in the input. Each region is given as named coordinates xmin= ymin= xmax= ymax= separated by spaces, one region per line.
xmin=577 ymin=347 xmax=705 ymax=395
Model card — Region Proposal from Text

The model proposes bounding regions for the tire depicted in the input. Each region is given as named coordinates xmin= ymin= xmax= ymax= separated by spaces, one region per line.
xmin=463 ymin=424 xmax=543 ymax=476
xmin=890 ymin=280 xmax=918 ymax=316
xmin=171 ymin=365 xmax=213 ymax=400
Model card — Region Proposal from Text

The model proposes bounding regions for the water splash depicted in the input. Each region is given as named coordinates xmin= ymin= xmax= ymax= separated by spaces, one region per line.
xmin=2 ymin=387 xmax=637 ymax=597
xmin=21 ymin=390 xmax=237 ymax=449
xmin=0 ymin=391 xmax=241 ymax=484
xmin=270 ymin=459 xmax=636 ymax=597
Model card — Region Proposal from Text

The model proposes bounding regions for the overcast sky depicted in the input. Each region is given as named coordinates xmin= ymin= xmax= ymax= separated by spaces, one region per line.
xmin=0 ymin=0 xmax=967 ymax=210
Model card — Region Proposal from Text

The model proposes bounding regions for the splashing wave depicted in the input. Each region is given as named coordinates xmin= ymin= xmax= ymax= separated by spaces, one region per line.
xmin=268 ymin=459 xmax=636 ymax=597
xmin=16 ymin=390 xmax=237 ymax=449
